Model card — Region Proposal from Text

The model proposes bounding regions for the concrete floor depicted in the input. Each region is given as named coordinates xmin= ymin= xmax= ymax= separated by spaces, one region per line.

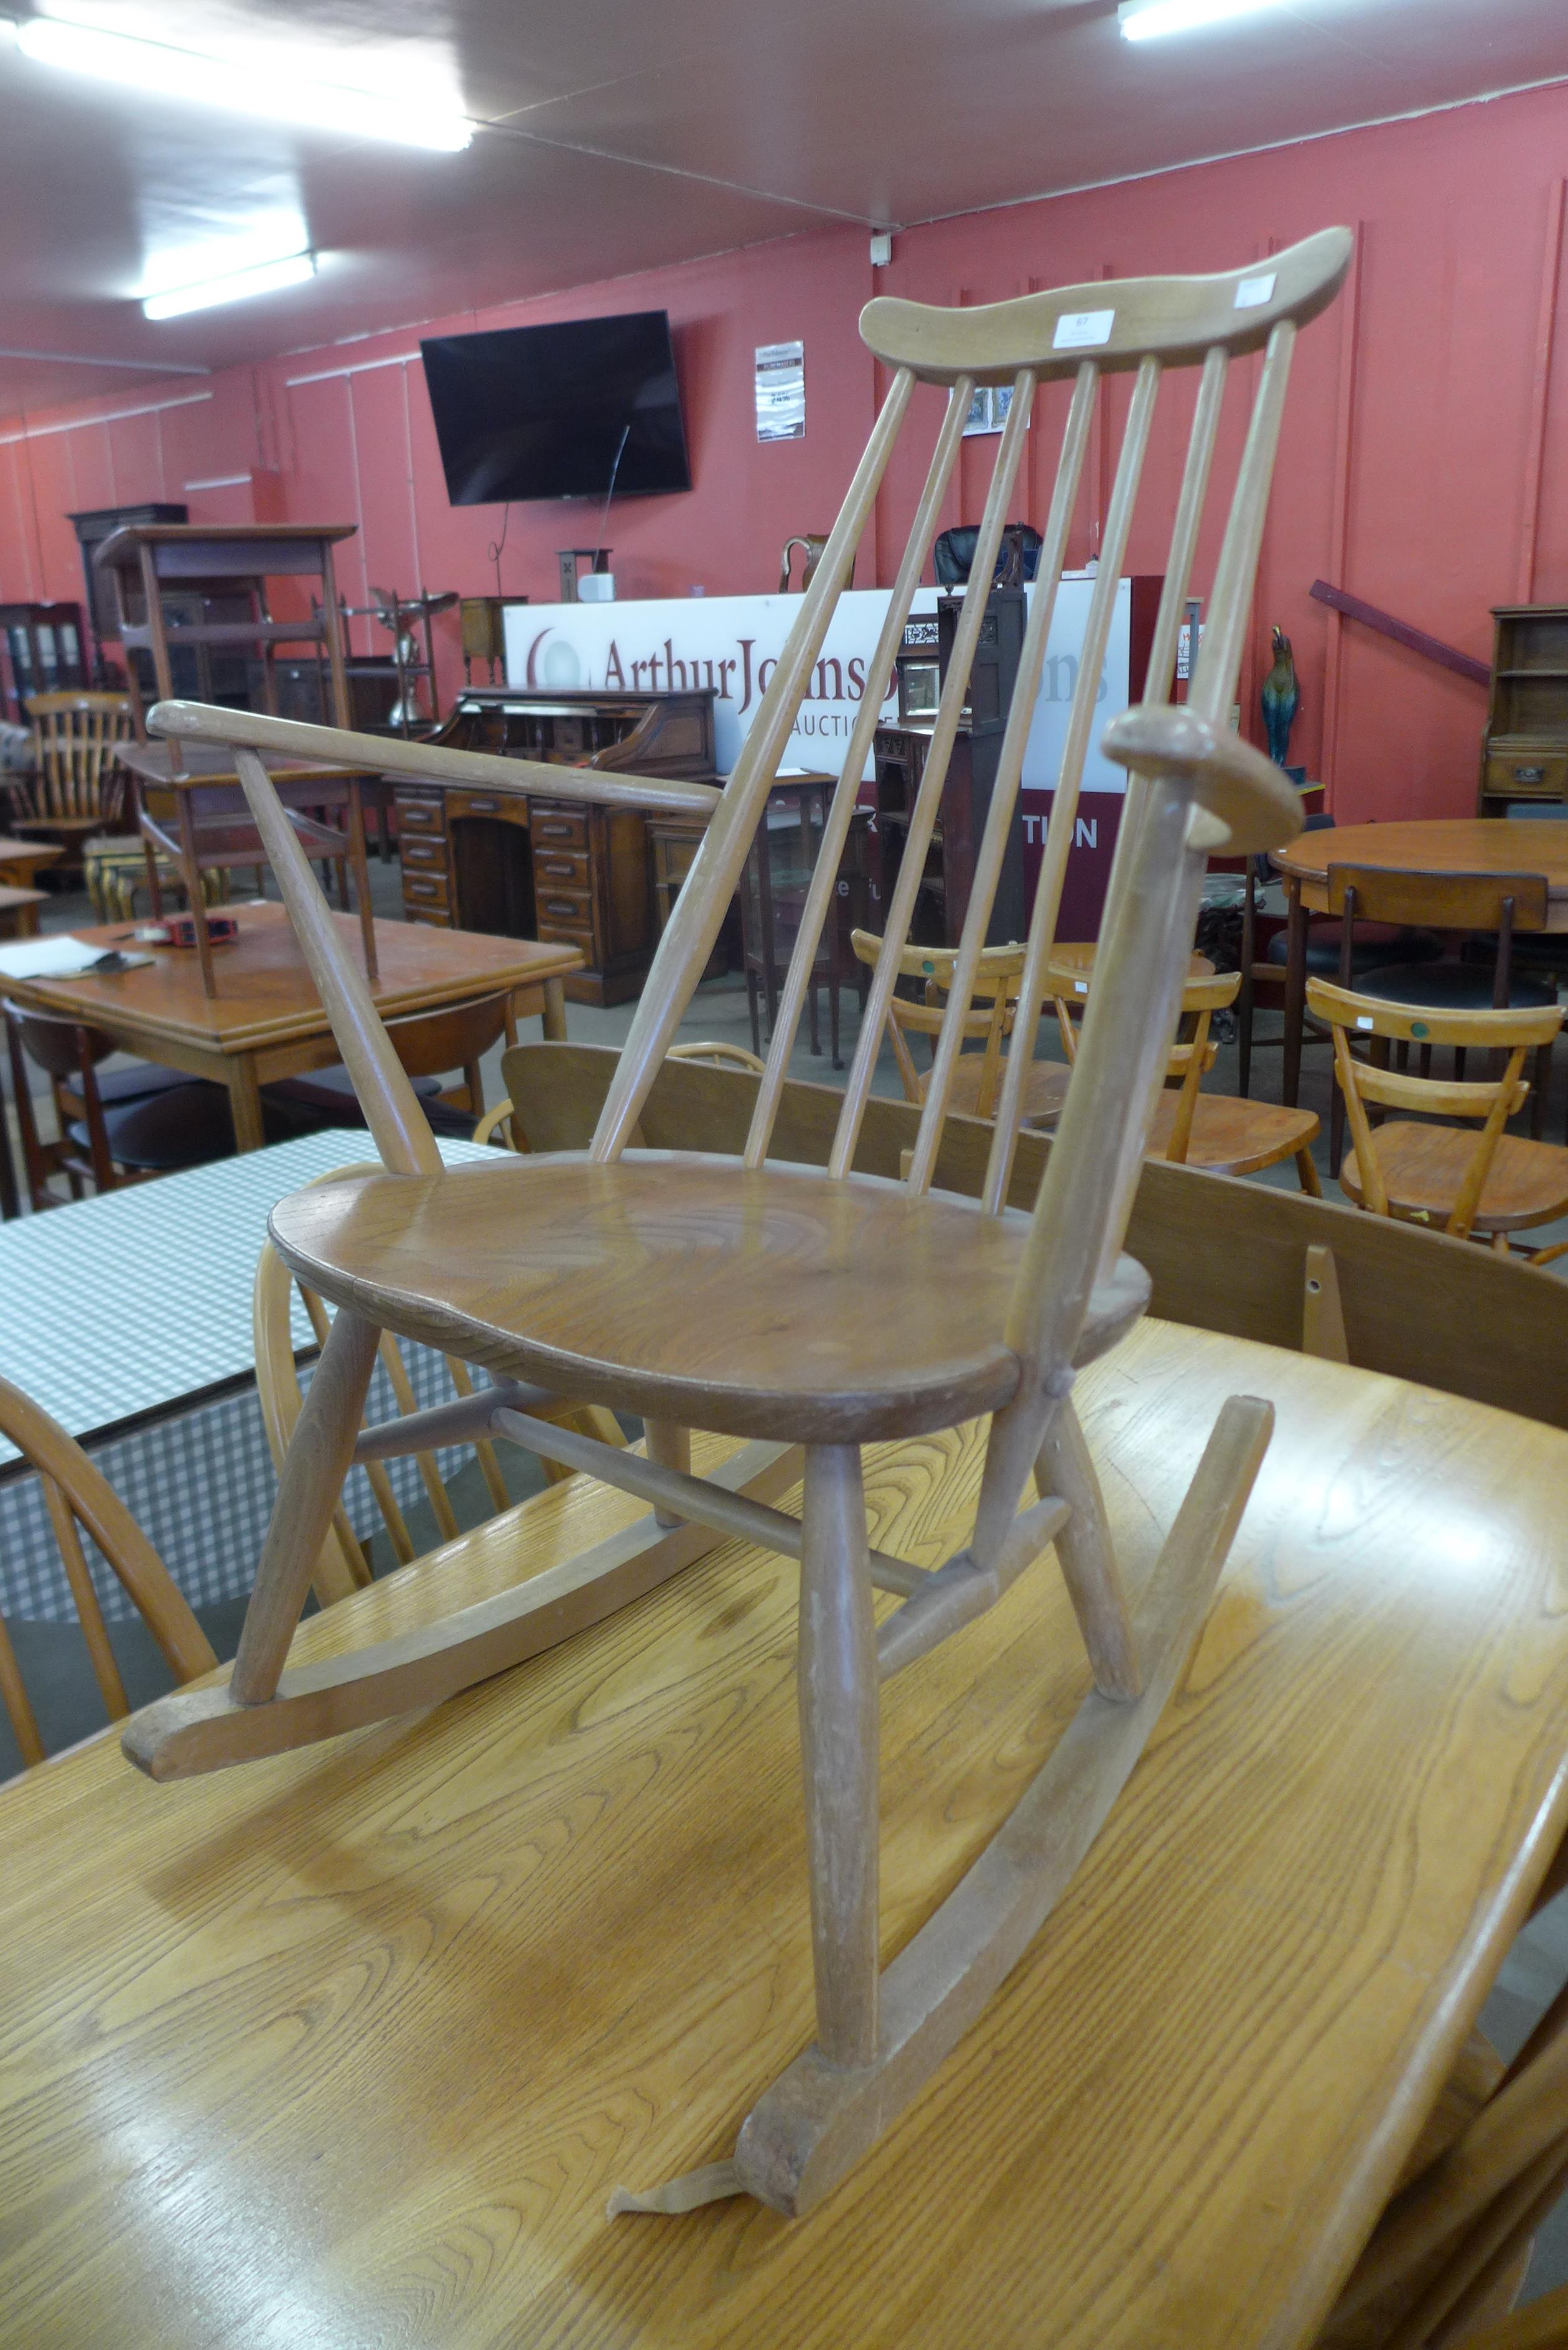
xmin=8 ymin=854 xmax=1568 ymax=2304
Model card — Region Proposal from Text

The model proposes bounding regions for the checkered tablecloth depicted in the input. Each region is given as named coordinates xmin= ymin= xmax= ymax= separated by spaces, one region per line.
xmin=0 ymin=1132 xmax=497 ymax=1622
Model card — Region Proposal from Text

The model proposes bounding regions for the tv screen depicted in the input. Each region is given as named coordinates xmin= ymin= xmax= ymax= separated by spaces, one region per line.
xmin=420 ymin=310 xmax=691 ymax=505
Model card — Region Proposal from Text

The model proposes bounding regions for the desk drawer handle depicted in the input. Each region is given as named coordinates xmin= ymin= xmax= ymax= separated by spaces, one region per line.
xmin=539 ymin=857 xmax=578 ymax=878
xmin=464 ymin=796 xmax=500 ymax=813
xmin=407 ymin=878 xmax=441 ymax=898
xmin=543 ymin=897 xmax=585 ymax=919
xmin=538 ymin=821 xmax=579 ymax=840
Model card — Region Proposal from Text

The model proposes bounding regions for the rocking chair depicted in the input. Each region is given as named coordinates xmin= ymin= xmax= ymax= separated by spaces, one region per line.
xmin=123 ymin=225 xmax=1353 ymax=2218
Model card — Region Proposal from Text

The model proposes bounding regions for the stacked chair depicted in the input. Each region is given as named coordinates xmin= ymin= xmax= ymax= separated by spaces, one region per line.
xmin=119 ymin=229 xmax=1353 ymax=2217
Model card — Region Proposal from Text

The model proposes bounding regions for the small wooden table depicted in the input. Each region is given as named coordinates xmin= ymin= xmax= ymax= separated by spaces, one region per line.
xmin=2 ymin=902 xmax=580 ymax=1151
xmin=1270 ymin=817 xmax=1568 ymax=1102
xmin=0 ymin=835 xmax=62 ymax=889
xmin=0 ymin=883 xmax=44 ymax=939
xmin=118 ymin=741 xmax=380 ymax=1000
xmin=2 ymin=1320 xmax=1568 ymax=2344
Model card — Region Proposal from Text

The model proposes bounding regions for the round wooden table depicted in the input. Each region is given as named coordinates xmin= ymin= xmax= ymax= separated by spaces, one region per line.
xmin=1269 ymin=818 xmax=1568 ymax=1102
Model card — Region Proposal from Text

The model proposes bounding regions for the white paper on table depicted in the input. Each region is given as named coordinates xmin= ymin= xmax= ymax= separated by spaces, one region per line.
xmin=0 ymin=935 xmax=128 ymax=980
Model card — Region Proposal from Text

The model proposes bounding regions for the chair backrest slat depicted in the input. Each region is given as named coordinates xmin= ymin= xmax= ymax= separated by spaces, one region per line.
xmin=827 ymin=370 xmax=1036 ymax=1181
xmin=1327 ymin=864 xmax=1549 ymax=934
xmin=589 ymin=365 xmax=918 ymax=1164
xmin=981 ymin=344 xmax=1230 ymax=1215
xmin=910 ymin=354 xmax=1160 ymax=1199
xmin=0 ymin=1374 xmax=216 ymax=1769
xmin=742 ymin=377 xmax=974 ymax=1169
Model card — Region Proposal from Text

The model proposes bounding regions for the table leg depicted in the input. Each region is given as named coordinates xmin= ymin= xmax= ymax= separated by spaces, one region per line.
xmin=1282 ymin=878 xmax=1307 ymax=1109
xmin=542 ymin=976 xmax=567 ymax=1042
xmin=176 ymin=789 xmax=218 ymax=1000
xmin=347 ymin=777 xmax=379 ymax=985
xmin=226 ymin=1057 xmax=267 ymax=1153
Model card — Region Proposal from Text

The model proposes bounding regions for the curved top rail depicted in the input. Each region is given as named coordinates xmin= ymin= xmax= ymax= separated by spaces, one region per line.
xmin=146 ymin=701 xmax=724 ymax=818
xmin=859 ymin=227 xmax=1353 ymax=386
xmin=1099 ymin=705 xmax=1304 ymax=856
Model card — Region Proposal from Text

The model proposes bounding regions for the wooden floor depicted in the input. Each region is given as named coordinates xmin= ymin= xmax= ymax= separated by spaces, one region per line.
xmin=5 ymin=1319 xmax=1568 ymax=2348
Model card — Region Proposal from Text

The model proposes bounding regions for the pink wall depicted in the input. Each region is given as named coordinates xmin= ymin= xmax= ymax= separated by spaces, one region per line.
xmin=6 ymin=80 xmax=1568 ymax=821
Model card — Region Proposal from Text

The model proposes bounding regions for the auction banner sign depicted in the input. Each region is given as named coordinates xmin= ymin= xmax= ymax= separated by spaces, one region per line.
xmin=505 ymin=579 xmax=1132 ymax=932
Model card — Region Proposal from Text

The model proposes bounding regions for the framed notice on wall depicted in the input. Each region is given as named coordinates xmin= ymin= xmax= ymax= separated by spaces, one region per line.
xmin=755 ymin=341 xmax=805 ymax=441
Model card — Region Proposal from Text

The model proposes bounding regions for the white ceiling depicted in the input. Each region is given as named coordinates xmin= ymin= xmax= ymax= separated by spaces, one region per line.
xmin=1 ymin=0 xmax=1564 ymax=416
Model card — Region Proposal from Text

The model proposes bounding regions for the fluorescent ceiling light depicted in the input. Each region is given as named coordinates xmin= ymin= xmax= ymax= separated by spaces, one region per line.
xmin=142 ymin=250 xmax=317 ymax=321
xmin=1119 ymin=0 xmax=1290 ymax=37
xmin=7 ymin=14 xmax=474 ymax=150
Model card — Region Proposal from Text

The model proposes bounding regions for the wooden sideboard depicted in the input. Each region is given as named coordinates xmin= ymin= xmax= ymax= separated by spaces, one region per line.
xmin=392 ymin=687 xmax=718 ymax=1006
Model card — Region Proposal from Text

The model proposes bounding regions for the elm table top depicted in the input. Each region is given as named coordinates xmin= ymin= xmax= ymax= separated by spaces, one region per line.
xmin=3 ymin=1321 xmax=1568 ymax=2346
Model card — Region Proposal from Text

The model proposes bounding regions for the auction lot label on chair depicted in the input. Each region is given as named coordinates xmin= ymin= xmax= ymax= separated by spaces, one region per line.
xmin=505 ymin=581 xmax=1133 ymax=931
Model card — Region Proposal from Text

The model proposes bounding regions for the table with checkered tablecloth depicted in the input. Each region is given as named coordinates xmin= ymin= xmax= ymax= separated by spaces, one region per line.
xmin=0 ymin=1132 xmax=497 ymax=1622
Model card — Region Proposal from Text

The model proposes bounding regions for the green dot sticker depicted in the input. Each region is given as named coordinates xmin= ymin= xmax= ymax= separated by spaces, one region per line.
xmin=1411 ymin=1021 xmax=1429 ymax=1039
xmin=922 ymin=960 xmax=934 ymax=974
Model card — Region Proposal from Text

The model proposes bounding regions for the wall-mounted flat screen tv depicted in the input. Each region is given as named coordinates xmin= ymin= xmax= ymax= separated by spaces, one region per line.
xmin=421 ymin=310 xmax=691 ymax=505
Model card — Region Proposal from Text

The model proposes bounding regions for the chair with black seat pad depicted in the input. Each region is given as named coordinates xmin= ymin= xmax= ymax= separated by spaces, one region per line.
xmin=1324 ymin=866 xmax=1557 ymax=1173
xmin=1236 ymin=812 xmax=1440 ymax=1097
xmin=263 ymin=990 xmax=513 ymax=1143
xmin=4 ymin=1001 xmax=235 ymax=1207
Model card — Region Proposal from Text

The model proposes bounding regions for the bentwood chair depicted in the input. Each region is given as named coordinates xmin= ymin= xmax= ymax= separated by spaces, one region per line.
xmin=122 ymin=227 xmax=1353 ymax=2217
xmin=1050 ymin=959 xmax=1323 ymax=1191
xmin=0 ymin=1374 xmax=215 ymax=1771
xmin=1324 ymin=866 xmax=1557 ymax=1168
xmin=1309 ymin=980 xmax=1568 ymax=1258
xmin=847 ymin=929 xmax=1073 ymax=1130
xmin=11 ymin=691 xmax=133 ymax=873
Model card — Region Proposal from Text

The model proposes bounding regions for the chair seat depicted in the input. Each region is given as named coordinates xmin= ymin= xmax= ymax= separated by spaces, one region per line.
xmin=1266 ymin=924 xmax=1440 ymax=976
xmin=263 ymin=1065 xmax=472 ymax=1140
xmin=946 ymin=1054 xmax=1071 ymax=1129
xmin=1351 ymin=962 xmax=1558 ymax=1013
xmin=1342 ymin=1123 xmax=1568 ymax=1234
xmin=1148 ymin=1093 xmax=1318 ymax=1175
xmin=69 ymin=1081 xmax=236 ymax=1174
xmin=269 ymin=1153 xmax=1152 ymax=1444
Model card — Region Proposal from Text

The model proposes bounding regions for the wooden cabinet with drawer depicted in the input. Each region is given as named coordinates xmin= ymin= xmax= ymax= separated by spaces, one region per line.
xmin=1480 ymin=606 xmax=1568 ymax=814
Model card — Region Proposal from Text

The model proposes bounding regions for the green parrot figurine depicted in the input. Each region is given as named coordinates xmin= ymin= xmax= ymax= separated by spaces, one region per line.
xmin=1261 ymin=626 xmax=1299 ymax=767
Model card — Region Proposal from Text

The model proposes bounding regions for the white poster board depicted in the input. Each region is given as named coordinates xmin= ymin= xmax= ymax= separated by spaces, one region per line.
xmin=503 ymin=579 xmax=1131 ymax=802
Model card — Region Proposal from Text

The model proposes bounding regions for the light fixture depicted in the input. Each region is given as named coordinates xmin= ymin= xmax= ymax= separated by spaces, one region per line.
xmin=4 ymin=13 xmax=474 ymax=150
xmin=1119 ymin=0 xmax=1290 ymax=38
xmin=142 ymin=250 xmax=317 ymax=321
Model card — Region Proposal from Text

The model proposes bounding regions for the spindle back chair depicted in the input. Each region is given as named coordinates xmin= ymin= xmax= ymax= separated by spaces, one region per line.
xmin=1309 ymin=980 xmax=1568 ymax=1253
xmin=0 ymin=1375 xmax=215 ymax=1770
xmin=123 ymin=227 xmax=1352 ymax=2215
xmin=848 ymin=929 xmax=1036 ymax=1121
xmin=16 ymin=691 xmax=133 ymax=843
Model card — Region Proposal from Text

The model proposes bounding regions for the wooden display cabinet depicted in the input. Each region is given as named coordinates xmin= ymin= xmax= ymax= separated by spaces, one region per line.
xmin=1479 ymin=604 xmax=1568 ymax=812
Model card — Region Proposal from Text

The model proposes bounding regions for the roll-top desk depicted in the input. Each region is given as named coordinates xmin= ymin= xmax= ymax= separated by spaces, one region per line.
xmin=393 ymin=686 xmax=718 ymax=1005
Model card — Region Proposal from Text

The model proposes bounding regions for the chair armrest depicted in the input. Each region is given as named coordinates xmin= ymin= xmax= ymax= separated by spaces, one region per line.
xmin=1100 ymin=704 xmax=1303 ymax=856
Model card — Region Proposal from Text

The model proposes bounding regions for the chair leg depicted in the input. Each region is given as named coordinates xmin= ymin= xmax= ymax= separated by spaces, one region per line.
xmin=1533 ymin=1041 xmax=1549 ymax=1141
xmin=1295 ymin=1145 xmax=1322 ymax=1197
xmin=798 ymin=1443 xmax=879 ymax=2071
xmin=1237 ymin=975 xmax=1254 ymax=1098
xmin=228 ymin=1308 xmax=381 ymax=1706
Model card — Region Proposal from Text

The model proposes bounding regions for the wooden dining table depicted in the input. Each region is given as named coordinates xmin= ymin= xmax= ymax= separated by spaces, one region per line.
xmin=4 ymin=1318 xmax=1568 ymax=2347
xmin=1270 ymin=817 xmax=1568 ymax=1103
xmin=1 ymin=901 xmax=582 ymax=1151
